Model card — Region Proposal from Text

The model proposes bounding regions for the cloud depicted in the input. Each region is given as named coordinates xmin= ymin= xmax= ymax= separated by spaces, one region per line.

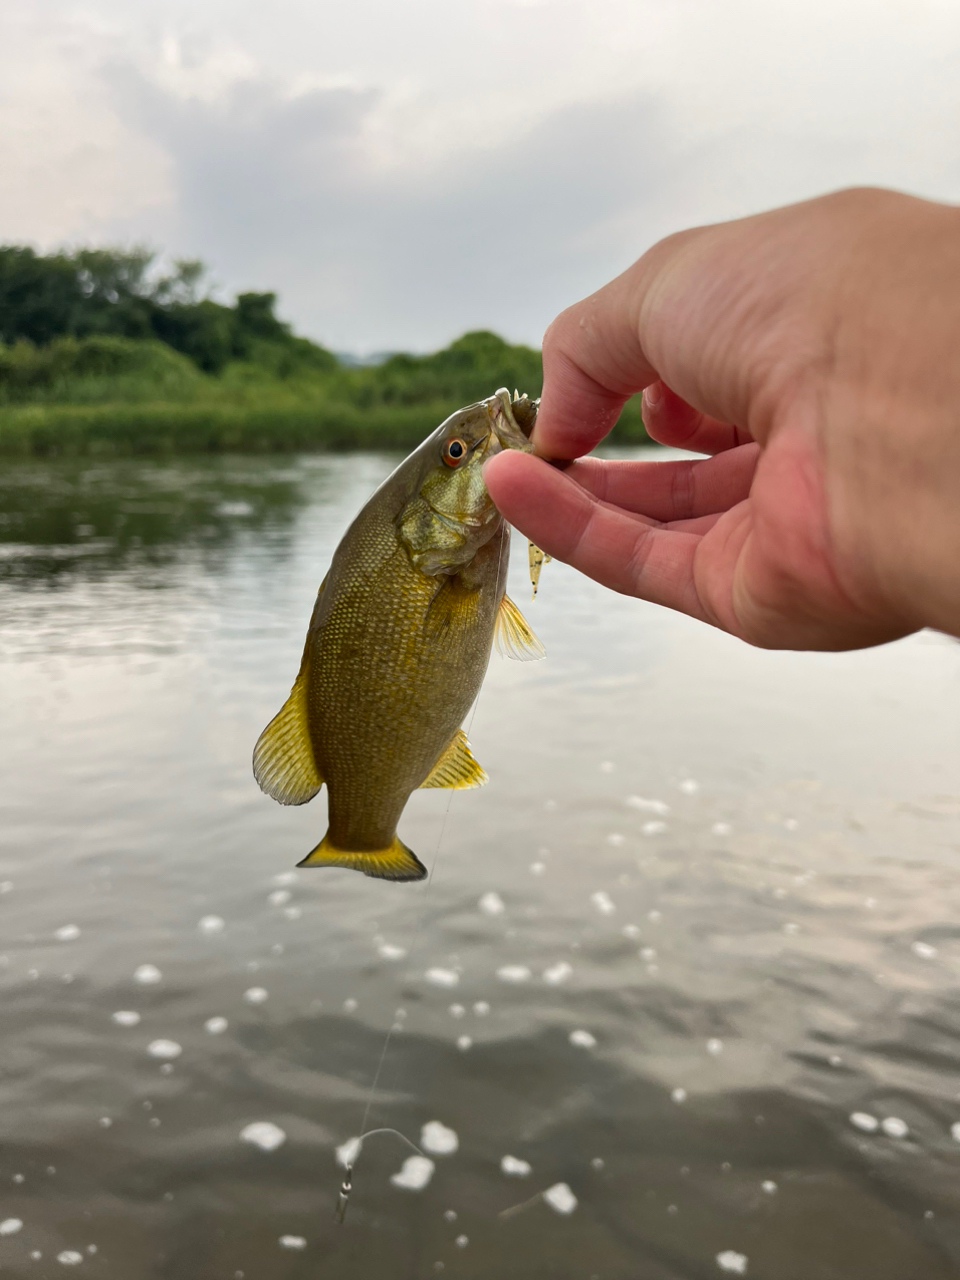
xmin=102 ymin=62 xmax=672 ymax=349
xmin=4 ymin=0 xmax=960 ymax=350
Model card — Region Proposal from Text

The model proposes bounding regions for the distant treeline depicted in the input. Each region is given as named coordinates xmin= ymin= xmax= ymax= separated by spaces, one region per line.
xmin=0 ymin=246 xmax=647 ymax=455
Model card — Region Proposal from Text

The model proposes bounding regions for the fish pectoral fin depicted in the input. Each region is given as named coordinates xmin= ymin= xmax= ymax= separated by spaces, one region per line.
xmin=252 ymin=670 xmax=323 ymax=805
xmin=420 ymin=728 xmax=488 ymax=790
xmin=298 ymin=834 xmax=426 ymax=882
xmin=495 ymin=593 xmax=546 ymax=661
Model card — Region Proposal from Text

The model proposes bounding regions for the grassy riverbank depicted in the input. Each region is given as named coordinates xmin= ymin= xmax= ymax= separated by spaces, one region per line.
xmin=0 ymin=331 xmax=648 ymax=456
xmin=0 ymin=245 xmax=646 ymax=454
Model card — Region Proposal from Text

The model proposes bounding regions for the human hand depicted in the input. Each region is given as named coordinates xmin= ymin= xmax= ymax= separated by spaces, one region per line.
xmin=485 ymin=188 xmax=960 ymax=649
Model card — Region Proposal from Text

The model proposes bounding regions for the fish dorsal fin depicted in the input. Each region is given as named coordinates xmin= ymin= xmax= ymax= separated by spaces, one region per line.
xmin=420 ymin=728 xmax=488 ymax=790
xmin=528 ymin=541 xmax=552 ymax=598
xmin=252 ymin=669 xmax=323 ymax=805
xmin=495 ymin=594 xmax=546 ymax=661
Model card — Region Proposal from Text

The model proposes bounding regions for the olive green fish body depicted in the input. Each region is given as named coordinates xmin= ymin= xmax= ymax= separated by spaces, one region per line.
xmin=253 ymin=390 xmax=543 ymax=882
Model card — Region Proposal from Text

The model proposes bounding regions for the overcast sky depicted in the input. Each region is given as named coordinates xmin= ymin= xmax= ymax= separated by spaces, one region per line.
xmin=2 ymin=0 xmax=959 ymax=352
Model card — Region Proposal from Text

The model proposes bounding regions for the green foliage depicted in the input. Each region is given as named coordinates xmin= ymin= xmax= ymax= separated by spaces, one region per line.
xmin=0 ymin=245 xmax=338 ymax=374
xmin=0 ymin=242 xmax=648 ymax=454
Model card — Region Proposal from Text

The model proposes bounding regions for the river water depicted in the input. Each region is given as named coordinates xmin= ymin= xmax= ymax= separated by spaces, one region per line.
xmin=0 ymin=451 xmax=959 ymax=1280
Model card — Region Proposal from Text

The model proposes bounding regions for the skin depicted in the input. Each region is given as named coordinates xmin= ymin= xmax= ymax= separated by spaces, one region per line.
xmin=484 ymin=187 xmax=960 ymax=651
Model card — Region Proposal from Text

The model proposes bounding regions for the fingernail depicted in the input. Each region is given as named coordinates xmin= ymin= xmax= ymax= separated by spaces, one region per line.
xmin=642 ymin=381 xmax=663 ymax=410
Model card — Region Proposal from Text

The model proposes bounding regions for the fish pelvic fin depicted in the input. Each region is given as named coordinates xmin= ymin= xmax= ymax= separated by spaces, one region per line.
xmin=298 ymin=834 xmax=427 ymax=882
xmin=252 ymin=669 xmax=323 ymax=805
xmin=495 ymin=593 xmax=546 ymax=661
xmin=420 ymin=728 xmax=488 ymax=790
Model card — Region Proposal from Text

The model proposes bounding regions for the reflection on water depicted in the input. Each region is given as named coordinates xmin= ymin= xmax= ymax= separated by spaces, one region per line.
xmin=1 ymin=453 xmax=959 ymax=1279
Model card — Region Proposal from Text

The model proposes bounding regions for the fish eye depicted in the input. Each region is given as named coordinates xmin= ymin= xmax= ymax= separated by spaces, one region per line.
xmin=442 ymin=437 xmax=467 ymax=467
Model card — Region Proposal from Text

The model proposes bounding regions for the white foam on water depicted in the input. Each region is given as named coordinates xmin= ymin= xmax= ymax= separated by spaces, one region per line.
xmin=425 ymin=967 xmax=459 ymax=988
xmin=147 ymin=1039 xmax=182 ymax=1060
xmin=421 ymin=1121 xmax=458 ymax=1155
xmin=529 ymin=861 xmax=546 ymax=875
xmin=455 ymin=1234 xmax=469 ymax=1247
xmin=448 ymin=1004 xmax=466 ymax=1018
xmin=205 ymin=1016 xmax=228 ymax=1035
xmin=268 ymin=889 xmax=291 ymax=907
xmin=112 ymin=1010 xmax=140 ymax=1027
xmin=711 ymin=822 xmax=732 ymax=836
xmin=134 ymin=965 xmax=162 ymax=985
xmin=642 ymin=820 xmax=667 ymax=836
xmin=0 ymin=881 xmax=12 ymax=894
xmin=243 ymin=987 xmax=268 ymax=1004
xmin=0 ymin=1219 xmax=23 ymax=1236
xmin=626 ymin=796 xmax=670 ymax=815
xmin=500 ymin=1155 xmax=531 ymax=1177
xmin=272 ymin=871 xmax=298 ymax=886
xmin=55 ymin=924 xmax=80 ymax=942
xmin=473 ymin=1001 xmax=490 ymax=1016
xmin=279 ymin=1236 xmax=306 ymax=1250
xmin=640 ymin=947 xmax=657 ymax=961
xmin=543 ymin=961 xmax=572 ymax=985
xmin=336 ymin=1136 xmax=362 ymax=1168
xmin=590 ymin=891 xmax=615 ymax=915
xmin=99 ymin=1117 xmax=112 ymax=1128
xmin=784 ymin=817 xmax=799 ymax=831
xmin=850 ymin=1112 xmax=879 ymax=1132
xmin=671 ymin=1088 xmax=687 ymax=1104
xmin=881 ymin=1117 xmax=908 ymax=1138
xmin=570 ymin=1029 xmax=596 ymax=1048
xmin=951 ymin=1122 xmax=960 ymax=1143
xmin=606 ymin=833 xmax=625 ymax=847
xmin=707 ymin=1038 xmax=724 ymax=1056
xmin=444 ymin=1210 xmax=457 ymax=1221
xmin=784 ymin=923 xmax=800 ymax=935
xmin=679 ymin=779 xmax=699 ymax=795
xmin=283 ymin=907 xmax=302 ymax=920
xmin=828 ymin=1054 xmax=843 ymax=1067
xmin=456 ymin=1035 xmax=473 ymax=1051
xmin=622 ymin=924 xmax=641 ymax=939
xmin=390 ymin=1155 xmax=435 ymax=1190
xmin=479 ymin=892 xmax=505 ymax=916
xmin=240 ymin=1122 xmax=286 ymax=1152
xmin=912 ymin=941 xmax=937 ymax=959
xmin=647 ymin=910 xmax=662 ymax=923
xmin=762 ymin=1181 xmax=777 ymax=1194
xmin=377 ymin=943 xmax=406 ymax=961
xmin=343 ymin=998 xmax=358 ymax=1012
xmin=57 ymin=1251 xmax=83 ymax=1266
xmin=599 ymin=761 xmax=614 ymax=773
xmin=496 ymin=965 xmax=531 ymax=984
xmin=716 ymin=1250 xmax=747 ymax=1274
xmin=198 ymin=916 xmax=225 ymax=934
xmin=543 ymin=1183 xmax=577 ymax=1215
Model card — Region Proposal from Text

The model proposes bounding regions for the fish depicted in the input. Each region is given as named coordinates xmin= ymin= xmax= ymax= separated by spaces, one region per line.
xmin=252 ymin=388 xmax=544 ymax=882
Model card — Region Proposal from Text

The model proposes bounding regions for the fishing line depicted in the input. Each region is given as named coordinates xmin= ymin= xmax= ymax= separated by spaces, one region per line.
xmin=337 ymin=518 xmax=513 ymax=1224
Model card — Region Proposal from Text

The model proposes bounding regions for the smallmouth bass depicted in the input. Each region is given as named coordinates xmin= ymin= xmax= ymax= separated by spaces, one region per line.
xmin=253 ymin=389 xmax=544 ymax=882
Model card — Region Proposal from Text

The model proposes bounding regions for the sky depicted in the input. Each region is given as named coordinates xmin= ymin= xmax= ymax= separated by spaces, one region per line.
xmin=2 ymin=0 xmax=959 ymax=353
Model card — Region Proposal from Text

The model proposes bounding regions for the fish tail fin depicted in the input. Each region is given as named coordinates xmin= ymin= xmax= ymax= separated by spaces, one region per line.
xmin=297 ymin=833 xmax=427 ymax=882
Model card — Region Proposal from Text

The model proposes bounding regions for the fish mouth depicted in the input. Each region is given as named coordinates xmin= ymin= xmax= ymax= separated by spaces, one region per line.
xmin=487 ymin=388 xmax=538 ymax=455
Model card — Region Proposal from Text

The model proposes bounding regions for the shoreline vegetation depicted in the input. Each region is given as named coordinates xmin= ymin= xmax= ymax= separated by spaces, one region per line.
xmin=0 ymin=245 xmax=647 ymax=456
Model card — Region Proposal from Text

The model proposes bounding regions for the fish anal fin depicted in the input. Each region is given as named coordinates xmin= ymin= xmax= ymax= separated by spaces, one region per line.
xmin=420 ymin=728 xmax=488 ymax=790
xmin=298 ymin=834 xmax=426 ymax=882
xmin=495 ymin=593 xmax=546 ymax=661
xmin=252 ymin=671 xmax=323 ymax=805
